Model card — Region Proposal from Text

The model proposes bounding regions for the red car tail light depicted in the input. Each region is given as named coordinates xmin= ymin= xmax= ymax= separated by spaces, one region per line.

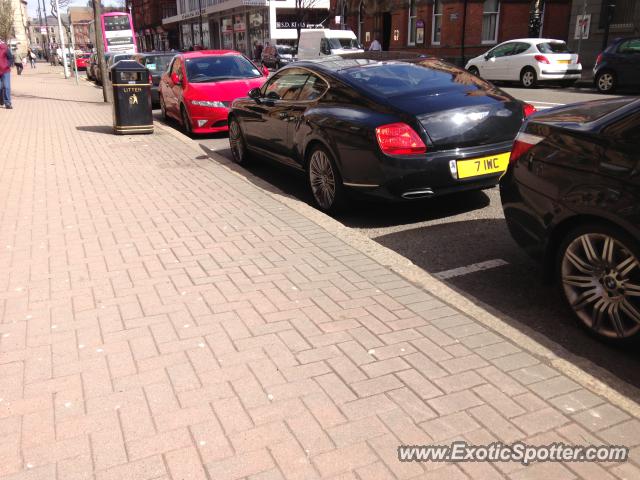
xmin=595 ymin=53 xmax=603 ymax=66
xmin=534 ymin=55 xmax=550 ymax=64
xmin=523 ymin=103 xmax=537 ymax=117
xmin=575 ymin=55 xmax=580 ymax=65
xmin=148 ymin=73 xmax=153 ymax=84
xmin=375 ymin=122 xmax=427 ymax=156
xmin=509 ymin=132 xmax=544 ymax=165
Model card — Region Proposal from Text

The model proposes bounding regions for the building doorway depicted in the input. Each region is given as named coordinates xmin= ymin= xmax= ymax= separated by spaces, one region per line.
xmin=382 ymin=12 xmax=391 ymax=51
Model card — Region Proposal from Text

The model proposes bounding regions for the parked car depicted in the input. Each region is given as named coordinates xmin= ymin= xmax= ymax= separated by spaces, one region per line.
xmin=297 ymin=29 xmax=363 ymax=60
xmin=159 ymin=50 xmax=268 ymax=135
xmin=500 ymin=98 xmax=640 ymax=341
xmin=132 ymin=52 xmax=175 ymax=107
xmin=101 ymin=53 xmax=134 ymax=84
xmin=593 ymin=37 xmax=640 ymax=94
xmin=74 ymin=53 xmax=91 ymax=71
xmin=228 ymin=55 xmax=535 ymax=214
xmin=261 ymin=44 xmax=296 ymax=70
xmin=466 ymin=38 xmax=582 ymax=88
xmin=95 ymin=53 xmax=113 ymax=84
xmin=86 ymin=53 xmax=98 ymax=80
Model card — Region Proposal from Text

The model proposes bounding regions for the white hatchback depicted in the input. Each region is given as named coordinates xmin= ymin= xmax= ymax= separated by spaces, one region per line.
xmin=465 ymin=38 xmax=582 ymax=88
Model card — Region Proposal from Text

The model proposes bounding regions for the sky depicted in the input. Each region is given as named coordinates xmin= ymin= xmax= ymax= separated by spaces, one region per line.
xmin=27 ymin=0 xmax=125 ymax=17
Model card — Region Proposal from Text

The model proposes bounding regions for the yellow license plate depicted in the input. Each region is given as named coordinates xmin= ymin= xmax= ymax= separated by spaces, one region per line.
xmin=457 ymin=152 xmax=510 ymax=179
xmin=557 ymin=60 xmax=570 ymax=64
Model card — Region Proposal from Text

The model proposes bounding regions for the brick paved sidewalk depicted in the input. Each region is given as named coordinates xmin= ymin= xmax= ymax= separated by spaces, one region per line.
xmin=0 ymin=66 xmax=638 ymax=480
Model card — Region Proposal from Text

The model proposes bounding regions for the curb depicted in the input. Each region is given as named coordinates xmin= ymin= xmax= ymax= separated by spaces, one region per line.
xmin=154 ymin=119 xmax=640 ymax=419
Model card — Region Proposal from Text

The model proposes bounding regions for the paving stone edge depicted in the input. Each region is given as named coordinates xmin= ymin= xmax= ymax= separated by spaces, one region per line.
xmin=154 ymin=120 xmax=640 ymax=419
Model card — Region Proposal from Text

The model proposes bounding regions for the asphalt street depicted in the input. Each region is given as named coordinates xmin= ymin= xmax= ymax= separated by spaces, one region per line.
xmin=153 ymin=83 xmax=640 ymax=402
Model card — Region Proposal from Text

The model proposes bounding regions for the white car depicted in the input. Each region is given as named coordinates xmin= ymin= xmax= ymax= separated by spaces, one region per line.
xmin=465 ymin=38 xmax=582 ymax=88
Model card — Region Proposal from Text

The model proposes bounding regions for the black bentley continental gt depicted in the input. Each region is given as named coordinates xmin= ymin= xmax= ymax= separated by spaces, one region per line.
xmin=228 ymin=55 xmax=535 ymax=213
xmin=501 ymin=98 xmax=640 ymax=341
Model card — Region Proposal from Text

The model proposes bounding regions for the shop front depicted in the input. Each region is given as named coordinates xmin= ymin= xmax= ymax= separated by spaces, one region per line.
xmin=180 ymin=19 xmax=211 ymax=49
xmin=162 ymin=0 xmax=329 ymax=56
xmin=209 ymin=6 xmax=269 ymax=58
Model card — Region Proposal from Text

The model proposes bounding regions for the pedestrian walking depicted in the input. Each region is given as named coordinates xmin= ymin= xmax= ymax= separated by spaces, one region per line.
xmin=253 ymin=41 xmax=263 ymax=63
xmin=14 ymin=50 xmax=24 ymax=75
xmin=28 ymin=48 xmax=36 ymax=68
xmin=0 ymin=39 xmax=13 ymax=109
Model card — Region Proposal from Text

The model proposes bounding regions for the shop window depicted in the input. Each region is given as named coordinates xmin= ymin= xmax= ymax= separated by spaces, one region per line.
xmin=481 ymin=0 xmax=500 ymax=44
xmin=432 ymin=0 xmax=442 ymax=45
xmin=408 ymin=0 xmax=417 ymax=45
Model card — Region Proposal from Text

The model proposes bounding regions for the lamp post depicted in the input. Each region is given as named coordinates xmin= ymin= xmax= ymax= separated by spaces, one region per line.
xmin=602 ymin=2 xmax=616 ymax=51
xmin=198 ymin=0 xmax=204 ymax=47
xmin=54 ymin=0 xmax=69 ymax=78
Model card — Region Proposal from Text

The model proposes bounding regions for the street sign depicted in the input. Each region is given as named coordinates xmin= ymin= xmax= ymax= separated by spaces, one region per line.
xmin=574 ymin=14 xmax=591 ymax=39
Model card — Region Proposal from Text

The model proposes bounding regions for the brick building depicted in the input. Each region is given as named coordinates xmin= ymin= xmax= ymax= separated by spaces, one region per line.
xmin=131 ymin=0 xmax=179 ymax=51
xmin=27 ymin=15 xmax=68 ymax=52
xmin=68 ymin=6 xmax=94 ymax=50
xmin=331 ymin=0 xmax=572 ymax=65
xmin=567 ymin=0 xmax=640 ymax=68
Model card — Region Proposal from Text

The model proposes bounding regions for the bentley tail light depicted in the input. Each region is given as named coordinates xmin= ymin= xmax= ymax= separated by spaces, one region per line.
xmin=534 ymin=55 xmax=550 ymax=64
xmin=375 ymin=123 xmax=427 ymax=156
xmin=523 ymin=103 xmax=537 ymax=117
xmin=509 ymin=132 xmax=544 ymax=164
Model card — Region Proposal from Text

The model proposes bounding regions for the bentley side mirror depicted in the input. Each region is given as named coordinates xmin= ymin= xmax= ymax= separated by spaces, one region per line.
xmin=248 ymin=87 xmax=262 ymax=101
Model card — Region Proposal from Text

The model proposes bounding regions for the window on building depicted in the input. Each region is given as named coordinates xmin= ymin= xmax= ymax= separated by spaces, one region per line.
xmin=432 ymin=0 xmax=443 ymax=45
xmin=481 ymin=0 xmax=500 ymax=44
xmin=408 ymin=0 xmax=417 ymax=45
xmin=358 ymin=1 xmax=365 ymax=43
xmin=340 ymin=1 xmax=348 ymax=29
xmin=602 ymin=0 xmax=637 ymax=29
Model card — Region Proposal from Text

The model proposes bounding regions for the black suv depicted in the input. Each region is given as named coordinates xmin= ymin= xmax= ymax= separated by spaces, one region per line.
xmin=594 ymin=37 xmax=640 ymax=93
xmin=132 ymin=52 xmax=175 ymax=107
xmin=260 ymin=44 xmax=295 ymax=70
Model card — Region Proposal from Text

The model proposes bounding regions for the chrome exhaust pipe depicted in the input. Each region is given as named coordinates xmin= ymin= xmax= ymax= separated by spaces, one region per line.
xmin=401 ymin=189 xmax=434 ymax=199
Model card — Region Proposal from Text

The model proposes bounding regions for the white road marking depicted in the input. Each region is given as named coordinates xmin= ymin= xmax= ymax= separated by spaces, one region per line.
xmin=434 ymin=259 xmax=509 ymax=280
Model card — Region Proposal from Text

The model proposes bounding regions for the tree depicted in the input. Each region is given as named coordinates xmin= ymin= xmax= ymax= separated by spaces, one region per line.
xmin=0 ymin=0 xmax=14 ymax=42
xmin=50 ymin=0 xmax=71 ymax=20
xmin=294 ymin=0 xmax=322 ymax=42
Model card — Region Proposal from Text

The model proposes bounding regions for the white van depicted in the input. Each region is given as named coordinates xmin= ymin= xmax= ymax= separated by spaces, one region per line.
xmin=297 ymin=29 xmax=364 ymax=60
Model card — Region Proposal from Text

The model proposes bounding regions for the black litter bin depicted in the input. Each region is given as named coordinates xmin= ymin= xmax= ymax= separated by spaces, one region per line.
xmin=111 ymin=60 xmax=153 ymax=135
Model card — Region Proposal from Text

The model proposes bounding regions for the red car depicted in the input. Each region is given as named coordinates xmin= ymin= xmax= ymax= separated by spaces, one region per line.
xmin=75 ymin=53 xmax=91 ymax=71
xmin=159 ymin=50 xmax=268 ymax=135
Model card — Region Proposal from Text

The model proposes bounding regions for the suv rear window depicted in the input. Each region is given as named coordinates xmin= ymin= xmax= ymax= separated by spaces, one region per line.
xmin=145 ymin=55 xmax=172 ymax=73
xmin=537 ymin=42 xmax=570 ymax=53
xmin=277 ymin=46 xmax=294 ymax=55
